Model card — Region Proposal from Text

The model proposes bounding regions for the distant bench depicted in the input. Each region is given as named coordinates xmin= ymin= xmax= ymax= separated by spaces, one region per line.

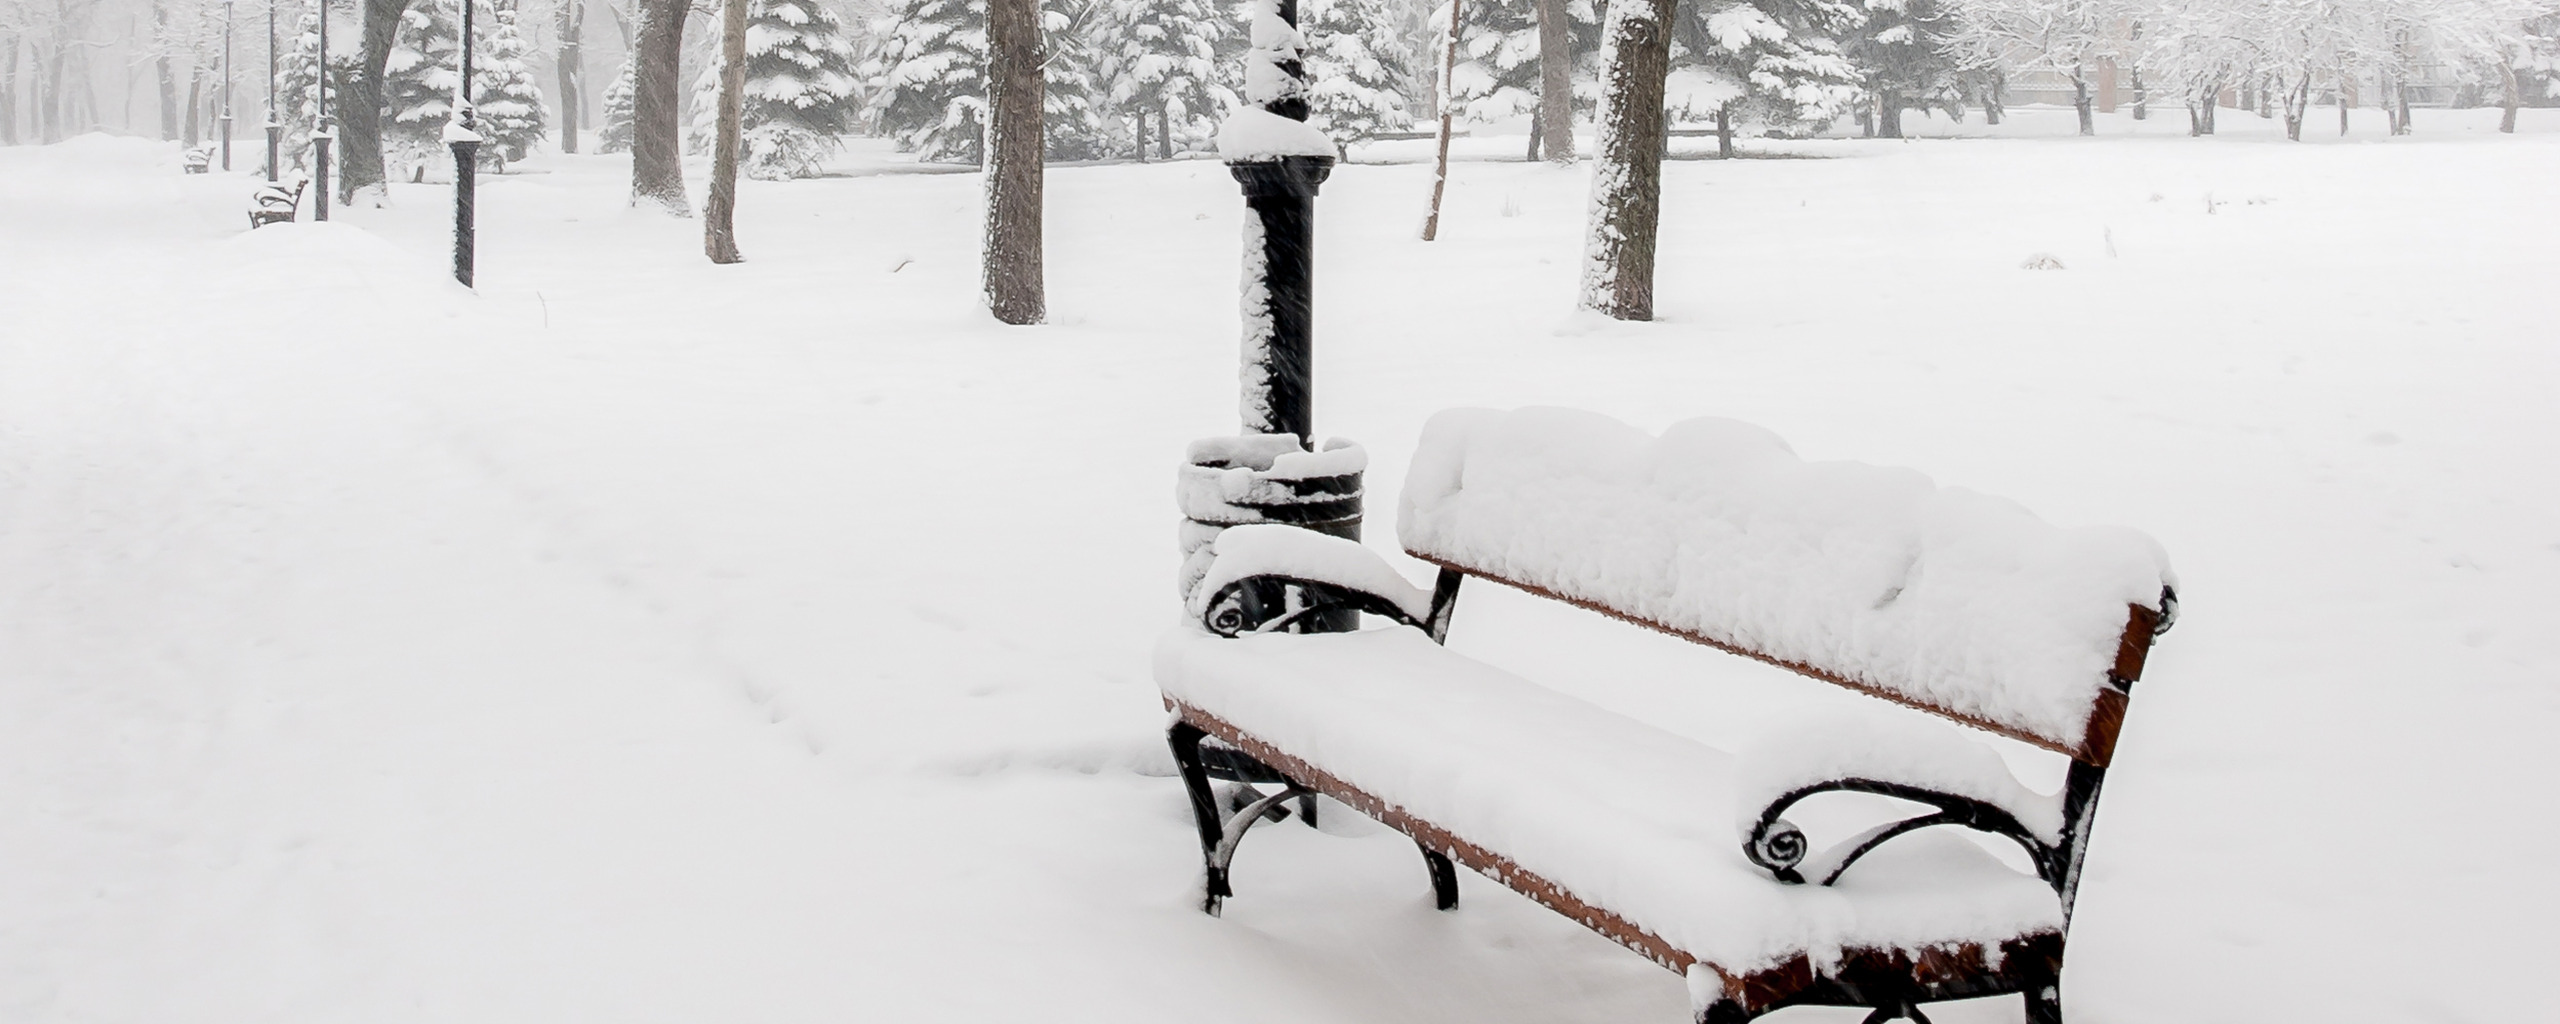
xmin=249 ymin=178 xmax=307 ymax=228
xmin=1158 ymin=407 xmax=2177 ymax=1024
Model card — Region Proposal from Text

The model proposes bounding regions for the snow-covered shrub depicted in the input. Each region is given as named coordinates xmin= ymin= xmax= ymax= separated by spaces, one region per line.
xmin=744 ymin=122 xmax=833 ymax=179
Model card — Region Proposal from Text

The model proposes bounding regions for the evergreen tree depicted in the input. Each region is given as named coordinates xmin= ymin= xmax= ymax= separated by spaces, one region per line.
xmin=1445 ymin=0 xmax=1602 ymax=123
xmin=275 ymin=12 xmax=325 ymax=170
xmin=693 ymin=0 xmax=865 ymax=158
xmin=1843 ymin=0 xmax=1964 ymax=137
xmin=1095 ymin=0 xmax=1230 ymax=155
xmin=474 ymin=3 xmax=548 ymax=164
xmin=865 ymin=0 xmax=1114 ymax=164
xmin=1302 ymin=0 xmax=1414 ymax=143
xmin=383 ymin=1 xmax=546 ymax=173
xmin=865 ymin=0 xmax=986 ymax=161
xmin=689 ymin=0 xmax=866 ymax=176
xmin=1666 ymin=0 xmax=1863 ymax=141
xmin=1042 ymin=0 xmax=1117 ymax=159
xmin=599 ymin=55 xmax=637 ymax=152
xmin=384 ymin=1 xmax=462 ymax=168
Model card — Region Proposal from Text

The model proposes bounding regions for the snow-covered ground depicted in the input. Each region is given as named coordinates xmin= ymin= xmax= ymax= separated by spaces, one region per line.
xmin=4 ymin=105 xmax=2555 ymax=1023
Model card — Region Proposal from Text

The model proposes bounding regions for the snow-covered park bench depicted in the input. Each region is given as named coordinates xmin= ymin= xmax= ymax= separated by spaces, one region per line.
xmin=183 ymin=144 xmax=215 ymax=174
xmin=1158 ymin=407 xmax=2178 ymax=1024
xmin=248 ymin=178 xmax=306 ymax=229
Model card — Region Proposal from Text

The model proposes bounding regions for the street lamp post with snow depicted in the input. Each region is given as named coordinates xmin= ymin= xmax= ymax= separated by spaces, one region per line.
xmin=1221 ymin=0 xmax=1337 ymax=444
xmin=220 ymin=0 xmax=235 ymax=171
xmin=1169 ymin=0 xmax=1364 ymax=634
xmin=264 ymin=0 xmax=279 ymax=182
xmin=447 ymin=0 xmax=480 ymax=287
xmin=312 ymin=0 xmax=331 ymax=220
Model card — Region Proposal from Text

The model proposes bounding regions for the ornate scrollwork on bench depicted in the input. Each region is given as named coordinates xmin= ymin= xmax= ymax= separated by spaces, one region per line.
xmin=1743 ymin=779 xmax=2065 ymax=892
xmin=1196 ymin=574 xmax=1429 ymax=637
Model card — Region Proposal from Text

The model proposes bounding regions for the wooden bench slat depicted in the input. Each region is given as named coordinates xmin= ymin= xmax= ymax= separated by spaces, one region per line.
xmin=1411 ymin=552 xmax=2157 ymax=767
xmin=1173 ymin=700 xmax=2062 ymax=1015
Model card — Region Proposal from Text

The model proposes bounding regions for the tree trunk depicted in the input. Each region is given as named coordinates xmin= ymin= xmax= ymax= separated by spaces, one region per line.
xmin=337 ymin=0 xmax=407 ymax=206
xmin=183 ymin=68 xmax=201 ymax=145
xmin=1874 ymin=88 xmax=1902 ymax=139
xmin=1419 ymin=0 xmax=1463 ymax=241
xmin=1157 ymin=106 xmax=1170 ymax=159
xmin=1576 ymin=0 xmax=1671 ymax=321
xmin=2501 ymin=61 xmax=2519 ymax=134
xmin=1715 ymin=101 xmax=1732 ymax=158
xmin=1 ymin=38 xmax=18 ymax=144
xmin=2393 ymin=81 xmax=2410 ymax=136
xmin=2072 ymin=64 xmax=2092 ymax=136
xmin=704 ymin=0 xmax=745 ymax=263
xmin=1985 ymin=70 xmax=2004 ymax=124
xmin=2131 ymin=69 xmax=2146 ymax=119
xmin=2339 ymin=92 xmax=2349 ymax=136
xmin=557 ymin=0 xmax=582 ymax=153
xmin=631 ymin=0 xmax=691 ymax=213
xmin=154 ymin=1 xmax=177 ymax=139
xmin=1525 ymin=123 xmax=1540 ymax=160
xmin=982 ymin=0 xmax=1044 ymax=324
xmin=2283 ymin=72 xmax=2307 ymax=141
xmin=1535 ymin=0 xmax=1572 ymax=163
xmin=1133 ymin=107 xmax=1148 ymax=162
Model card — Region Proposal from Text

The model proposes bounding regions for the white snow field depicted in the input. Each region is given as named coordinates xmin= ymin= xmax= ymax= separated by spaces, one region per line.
xmin=3 ymin=106 xmax=2555 ymax=1023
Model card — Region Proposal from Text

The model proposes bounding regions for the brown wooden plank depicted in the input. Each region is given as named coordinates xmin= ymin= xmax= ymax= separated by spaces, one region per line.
xmin=1171 ymin=702 xmax=2057 ymax=1014
xmin=1406 ymin=551 xmax=2155 ymax=767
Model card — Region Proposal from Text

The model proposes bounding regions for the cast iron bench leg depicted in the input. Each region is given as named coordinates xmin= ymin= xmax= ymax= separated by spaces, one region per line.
xmin=1419 ymin=844 xmax=1459 ymax=910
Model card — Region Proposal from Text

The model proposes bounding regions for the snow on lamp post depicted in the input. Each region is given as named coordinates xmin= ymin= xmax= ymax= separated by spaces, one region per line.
xmin=264 ymin=0 xmax=279 ymax=182
xmin=313 ymin=0 xmax=331 ymax=221
xmin=447 ymin=0 xmax=480 ymax=287
xmin=1219 ymin=0 xmax=1337 ymax=444
xmin=1175 ymin=0 xmax=1363 ymax=636
xmin=220 ymin=0 xmax=235 ymax=171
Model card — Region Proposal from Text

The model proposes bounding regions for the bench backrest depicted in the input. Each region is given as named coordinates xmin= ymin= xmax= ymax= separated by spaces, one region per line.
xmin=1397 ymin=407 xmax=2175 ymax=766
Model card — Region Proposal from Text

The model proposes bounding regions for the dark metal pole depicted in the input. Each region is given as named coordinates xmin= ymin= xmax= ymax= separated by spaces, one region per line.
xmin=449 ymin=0 xmax=478 ymax=287
xmin=313 ymin=0 xmax=331 ymax=220
xmin=220 ymin=0 xmax=234 ymax=170
xmin=1216 ymin=0 xmax=1356 ymax=633
xmin=265 ymin=0 xmax=279 ymax=181
xmin=1227 ymin=0 xmax=1332 ymax=444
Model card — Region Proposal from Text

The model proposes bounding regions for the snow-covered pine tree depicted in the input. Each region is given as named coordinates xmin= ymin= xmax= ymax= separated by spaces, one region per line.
xmin=1843 ymin=0 xmax=1964 ymax=138
xmin=474 ymin=2 xmax=549 ymax=164
xmin=1665 ymin=0 xmax=1862 ymax=149
xmin=1042 ymin=0 xmax=1117 ymax=160
xmin=866 ymin=0 xmax=1116 ymax=164
xmin=275 ymin=11 xmax=326 ymax=171
xmin=1444 ymin=0 xmax=1601 ymax=124
xmin=599 ymin=56 xmax=638 ymax=152
xmin=865 ymin=0 xmax=987 ymax=162
xmin=1095 ymin=0 xmax=1230 ymax=157
xmin=1302 ymin=0 xmax=1413 ymax=144
xmin=692 ymin=0 xmax=866 ymax=176
xmin=384 ymin=1 xmax=546 ymax=173
xmin=384 ymin=1 xmax=463 ymax=171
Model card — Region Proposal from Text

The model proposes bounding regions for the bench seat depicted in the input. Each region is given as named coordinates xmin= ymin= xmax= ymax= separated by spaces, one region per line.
xmin=1156 ymin=625 xmax=2065 ymax=984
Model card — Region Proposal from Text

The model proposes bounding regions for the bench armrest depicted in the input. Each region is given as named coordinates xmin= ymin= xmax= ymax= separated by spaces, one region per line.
xmin=1186 ymin=524 xmax=1433 ymax=636
xmin=1735 ymin=718 xmax=2068 ymax=889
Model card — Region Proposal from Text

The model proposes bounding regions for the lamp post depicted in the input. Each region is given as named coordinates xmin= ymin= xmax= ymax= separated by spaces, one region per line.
xmin=220 ymin=0 xmax=234 ymax=170
xmin=1225 ymin=0 xmax=1334 ymax=445
xmin=265 ymin=0 xmax=279 ymax=181
xmin=313 ymin=0 xmax=331 ymax=220
xmin=1177 ymin=0 xmax=1359 ymax=633
xmin=447 ymin=0 xmax=480 ymax=287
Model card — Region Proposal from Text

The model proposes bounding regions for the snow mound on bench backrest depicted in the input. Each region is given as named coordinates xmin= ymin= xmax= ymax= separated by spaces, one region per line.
xmin=1398 ymin=407 xmax=2175 ymax=750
